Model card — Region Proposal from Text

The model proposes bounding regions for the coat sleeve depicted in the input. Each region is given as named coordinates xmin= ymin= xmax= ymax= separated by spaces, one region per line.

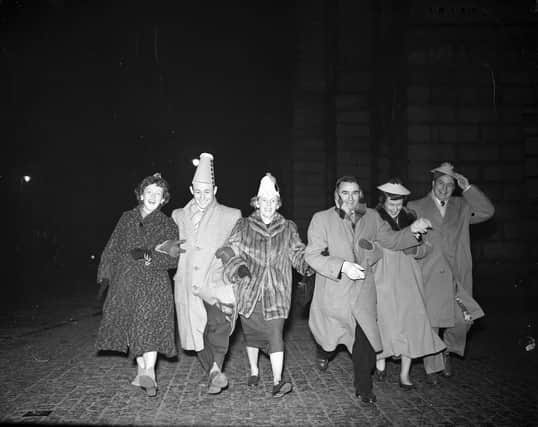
xmin=396 ymin=207 xmax=431 ymax=259
xmin=287 ymin=220 xmax=311 ymax=275
xmin=463 ymin=185 xmax=495 ymax=225
xmin=97 ymin=212 xmax=129 ymax=284
xmin=148 ymin=216 xmax=180 ymax=271
xmin=224 ymin=217 xmax=246 ymax=257
xmin=374 ymin=214 xmax=420 ymax=251
xmin=305 ymin=213 xmax=345 ymax=281
xmin=221 ymin=217 xmax=248 ymax=282
xmin=413 ymin=239 xmax=432 ymax=260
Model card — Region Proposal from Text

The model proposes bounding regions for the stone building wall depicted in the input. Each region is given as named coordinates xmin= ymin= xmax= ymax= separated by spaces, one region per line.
xmin=290 ymin=0 xmax=538 ymax=301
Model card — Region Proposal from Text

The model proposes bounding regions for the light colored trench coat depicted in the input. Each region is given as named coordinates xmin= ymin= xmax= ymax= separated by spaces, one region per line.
xmin=305 ymin=207 xmax=420 ymax=353
xmin=172 ymin=199 xmax=241 ymax=351
xmin=407 ymin=186 xmax=494 ymax=327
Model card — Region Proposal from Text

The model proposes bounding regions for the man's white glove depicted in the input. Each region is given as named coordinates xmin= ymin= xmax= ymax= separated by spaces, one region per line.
xmin=341 ymin=261 xmax=365 ymax=280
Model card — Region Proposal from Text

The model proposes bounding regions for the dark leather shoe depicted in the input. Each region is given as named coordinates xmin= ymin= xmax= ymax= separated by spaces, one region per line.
xmin=247 ymin=374 xmax=259 ymax=387
xmin=374 ymin=369 xmax=386 ymax=382
xmin=399 ymin=380 xmax=416 ymax=391
xmin=272 ymin=381 xmax=293 ymax=398
xmin=425 ymin=373 xmax=440 ymax=385
xmin=207 ymin=371 xmax=228 ymax=394
xmin=139 ymin=375 xmax=157 ymax=397
xmin=317 ymin=358 xmax=329 ymax=371
xmin=442 ymin=351 xmax=453 ymax=377
xmin=355 ymin=391 xmax=377 ymax=403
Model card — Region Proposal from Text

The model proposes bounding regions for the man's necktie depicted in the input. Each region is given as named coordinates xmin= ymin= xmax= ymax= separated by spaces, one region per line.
xmin=349 ymin=211 xmax=355 ymax=230
xmin=191 ymin=207 xmax=204 ymax=231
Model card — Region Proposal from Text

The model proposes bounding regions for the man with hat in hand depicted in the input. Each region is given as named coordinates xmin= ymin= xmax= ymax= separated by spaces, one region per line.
xmin=408 ymin=162 xmax=493 ymax=383
xmin=172 ymin=152 xmax=242 ymax=394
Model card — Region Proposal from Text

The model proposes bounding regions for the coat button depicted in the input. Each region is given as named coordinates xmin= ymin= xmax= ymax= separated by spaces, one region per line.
xmin=440 ymin=269 xmax=445 ymax=273
xmin=194 ymin=266 xmax=199 ymax=271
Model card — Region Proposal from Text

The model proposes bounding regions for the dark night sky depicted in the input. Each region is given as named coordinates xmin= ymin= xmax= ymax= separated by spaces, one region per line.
xmin=4 ymin=1 xmax=296 ymax=276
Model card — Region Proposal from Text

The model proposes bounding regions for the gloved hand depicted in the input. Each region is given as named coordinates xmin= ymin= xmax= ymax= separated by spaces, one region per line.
xmin=304 ymin=266 xmax=315 ymax=277
xmin=216 ymin=301 xmax=234 ymax=317
xmin=358 ymin=238 xmax=373 ymax=250
xmin=131 ymin=248 xmax=150 ymax=260
xmin=155 ymin=239 xmax=186 ymax=258
xmin=237 ymin=264 xmax=251 ymax=279
xmin=410 ymin=218 xmax=432 ymax=235
xmin=168 ymin=240 xmax=186 ymax=258
xmin=215 ymin=246 xmax=235 ymax=264
xmin=341 ymin=261 xmax=365 ymax=280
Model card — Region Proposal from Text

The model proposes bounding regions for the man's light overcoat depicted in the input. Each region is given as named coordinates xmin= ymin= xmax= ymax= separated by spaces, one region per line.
xmin=172 ymin=199 xmax=241 ymax=351
xmin=407 ymin=186 xmax=494 ymax=327
xmin=305 ymin=208 xmax=419 ymax=353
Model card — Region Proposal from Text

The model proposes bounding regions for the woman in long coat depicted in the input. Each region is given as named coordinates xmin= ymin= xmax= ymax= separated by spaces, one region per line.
xmin=96 ymin=173 xmax=178 ymax=397
xmin=221 ymin=173 xmax=313 ymax=398
xmin=373 ymin=180 xmax=446 ymax=389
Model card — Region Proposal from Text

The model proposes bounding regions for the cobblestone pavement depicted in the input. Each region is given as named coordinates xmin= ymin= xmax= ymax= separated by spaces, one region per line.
xmin=0 ymin=286 xmax=536 ymax=426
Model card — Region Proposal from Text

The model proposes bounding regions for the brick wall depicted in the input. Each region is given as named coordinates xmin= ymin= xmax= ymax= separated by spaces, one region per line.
xmin=404 ymin=2 xmax=537 ymax=300
xmin=291 ymin=0 xmax=538 ymax=300
xmin=291 ymin=0 xmax=329 ymax=237
xmin=291 ymin=0 xmax=377 ymax=239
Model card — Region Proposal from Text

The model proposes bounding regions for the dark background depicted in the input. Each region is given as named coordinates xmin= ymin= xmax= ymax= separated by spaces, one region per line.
xmin=3 ymin=0 xmax=537 ymax=314
xmin=3 ymin=1 xmax=296 ymax=297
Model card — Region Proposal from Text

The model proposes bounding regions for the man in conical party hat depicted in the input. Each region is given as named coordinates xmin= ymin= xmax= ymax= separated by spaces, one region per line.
xmin=408 ymin=162 xmax=493 ymax=383
xmin=172 ymin=152 xmax=242 ymax=394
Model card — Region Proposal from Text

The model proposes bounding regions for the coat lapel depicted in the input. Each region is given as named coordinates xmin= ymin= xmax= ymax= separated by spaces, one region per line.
xmin=182 ymin=199 xmax=197 ymax=244
xmin=442 ymin=197 xmax=458 ymax=226
xmin=194 ymin=200 xmax=220 ymax=246
xmin=332 ymin=209 xmax=354 ymax=249
xmin=422 ymin=194 xmax=444 ymax=229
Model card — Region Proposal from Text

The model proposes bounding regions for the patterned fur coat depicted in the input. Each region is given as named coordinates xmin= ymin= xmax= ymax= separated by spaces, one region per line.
xmin=223 ymin=210 xmax=311 ymax=320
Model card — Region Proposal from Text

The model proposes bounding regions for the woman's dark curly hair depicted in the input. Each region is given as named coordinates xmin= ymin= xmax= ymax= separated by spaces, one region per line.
xmin=134 ymin=173 xmax=171 ymax=206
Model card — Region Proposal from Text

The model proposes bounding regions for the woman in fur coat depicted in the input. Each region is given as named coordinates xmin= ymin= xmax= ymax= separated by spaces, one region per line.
xmin=220 ymin=173 xmax=313 ymax=398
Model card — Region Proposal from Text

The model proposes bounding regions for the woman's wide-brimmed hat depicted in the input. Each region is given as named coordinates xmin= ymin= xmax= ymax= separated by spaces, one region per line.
xmin=377 ymin=182 xmax=410 ymax=196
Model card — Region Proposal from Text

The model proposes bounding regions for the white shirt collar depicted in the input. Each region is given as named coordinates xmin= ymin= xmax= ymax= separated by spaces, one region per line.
xmin=431 ymin=192 xmax=448 ymax=216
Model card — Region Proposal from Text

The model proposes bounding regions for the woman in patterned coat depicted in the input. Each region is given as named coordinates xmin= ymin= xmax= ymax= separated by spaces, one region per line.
xmin=96 ymin=173 xmax=179 ymax=397
xmin=221 ymin=173 xmax=313 ymax=398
